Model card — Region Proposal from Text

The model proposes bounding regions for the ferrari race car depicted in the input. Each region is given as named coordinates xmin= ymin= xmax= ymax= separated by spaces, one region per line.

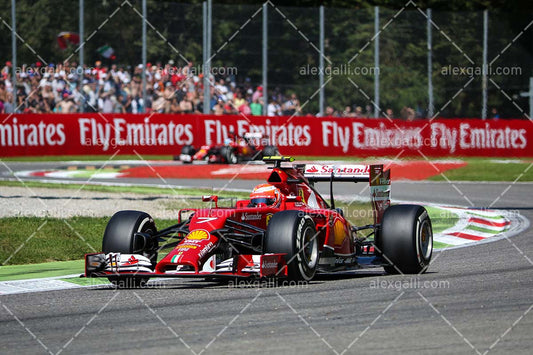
xmin=85 ymin=157 xmax=433 ymax=287
xmin=177 ymin=132 xmax=279 ymax=164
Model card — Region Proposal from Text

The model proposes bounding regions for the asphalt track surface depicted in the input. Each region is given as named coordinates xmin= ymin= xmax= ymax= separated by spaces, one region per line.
xmin=0 ymin=162 xmax=532 ymax=354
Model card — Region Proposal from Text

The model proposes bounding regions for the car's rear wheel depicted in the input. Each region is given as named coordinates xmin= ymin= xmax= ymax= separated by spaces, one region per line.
xmin=380 ymin=205 xmax=433 ymax=274
xmin=220 ymin=146 xmax=238 ymax=164
xmin=264 ymin=210 xmax=319 ymax=281
xmin=261 ymin=145 xmax=279 ymax=158
xmin=102 ymin=210 xmax=158 ymax=288
xmin=179 ymin=145 xmax=196 ymax=163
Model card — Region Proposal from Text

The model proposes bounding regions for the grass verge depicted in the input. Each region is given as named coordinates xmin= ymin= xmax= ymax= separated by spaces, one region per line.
xmin=0 ymin=179 xmax=250 ymax=198
xmin=0 ymin=155 xmax=174 ymax=162
xmin=428 ymin=158 xmax=533 ymax=181
xmin=0 ymin=217 xmax=180 ymax=267
xmin=0 ymin=203 xmax=455 ymax=268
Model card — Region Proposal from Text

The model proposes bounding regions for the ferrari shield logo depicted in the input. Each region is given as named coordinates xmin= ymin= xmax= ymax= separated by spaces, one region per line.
xmin=186 ymin=230 xmax=209 ymax=240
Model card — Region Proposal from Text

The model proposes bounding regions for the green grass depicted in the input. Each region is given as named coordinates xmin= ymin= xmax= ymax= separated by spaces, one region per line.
xmin=467 ymin=225 xmax=499 ymax=234
xmin=0 ymin=180 xmax=250 ymax=198
xmin=0 ymin=217 xmax=180 ymax=266
xmin=467 ymin=211 xmax=504 ymax=220
xmin=0 ymin=155 xmax=174 ymax=162
xmin=0 ymin=204 xmax=462 ymax=281
xmin=428 ymin=158 xmax=533 ymax=181
xmin=425 ymin=206 xmax=460 ymax=235
xmin=0 ymin=260 xmax=84 ymax=281
xmin=60 ymin=277 xmax=111 ymax=286
xmin=0 ymin=204 xmax=461 ymax=267
xmin=2 ymin=156 xmax=532 ymax=181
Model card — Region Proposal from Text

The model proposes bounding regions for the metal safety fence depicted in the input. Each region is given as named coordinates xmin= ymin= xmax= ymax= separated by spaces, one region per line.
xmin=1 ymin=1 xmax=531 ymax=119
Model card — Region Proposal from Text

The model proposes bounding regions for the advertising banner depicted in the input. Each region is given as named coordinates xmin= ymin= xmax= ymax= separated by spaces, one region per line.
xmin=1 ymin=113 xmax=531 ymax=157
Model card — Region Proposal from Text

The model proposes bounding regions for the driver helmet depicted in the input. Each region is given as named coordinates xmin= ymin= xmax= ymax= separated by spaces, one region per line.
xmin=249 ymin=184 xmax=281 ymax=207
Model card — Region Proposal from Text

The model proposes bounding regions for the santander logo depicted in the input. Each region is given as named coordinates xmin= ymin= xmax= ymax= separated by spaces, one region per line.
xmin=261 ymin=261 xmax=278 ymax=270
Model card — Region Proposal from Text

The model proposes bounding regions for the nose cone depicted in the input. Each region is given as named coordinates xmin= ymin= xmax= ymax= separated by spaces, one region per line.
xmin=156 ymin=228 xmax=219 ymax=273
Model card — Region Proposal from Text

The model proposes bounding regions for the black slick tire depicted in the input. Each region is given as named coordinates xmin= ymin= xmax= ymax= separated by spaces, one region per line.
xmin=380 ymin=205 xmax=433 ymax=274
xmin=102 ymin=210 xmax=157 ymax=288
xmin=264 ymin=210 xmax=319 ymax=281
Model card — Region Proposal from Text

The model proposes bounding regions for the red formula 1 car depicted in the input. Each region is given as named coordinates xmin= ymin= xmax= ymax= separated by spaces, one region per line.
xmin=177 ymin=132 xmax=279 ymax=164
xmin=85 ymin=157 xmax=433 ymax=287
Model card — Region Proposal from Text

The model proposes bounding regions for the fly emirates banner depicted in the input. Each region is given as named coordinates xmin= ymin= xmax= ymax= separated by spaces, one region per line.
xmin=0 ymin=113 xmax=531 ymax=157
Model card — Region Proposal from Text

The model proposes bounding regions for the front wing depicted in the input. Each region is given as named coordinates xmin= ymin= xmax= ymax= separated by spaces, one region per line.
xmin=85 ymin=252 xmax=288 ymax=279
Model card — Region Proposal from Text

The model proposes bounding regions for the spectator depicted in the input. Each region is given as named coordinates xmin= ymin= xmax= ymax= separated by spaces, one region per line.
xmin=354 ymin=106 xmax=364 ymax=118
xmin=342 ymin=105 xmax=354 ymax=117
xmin=223 ymin=99 xmax=238 ymax=115
xmin=267 ymin=98 xmax=281 ymax=117
xmin=3 ymin=92 xmax=14 ymax=113
xmin=0 ymin=80 xmax=7 ymax=104
xmin=99 ymin=91 xmax=115 ymax=113
xmin=233 ymin=90 xmax=246 ymax=110
xmin=490 ymin=107 xmax=500 ymax=119
xmin=250 ymin=98 xmax=263 ymax=116
xmin=179 ymin=97 xmax=194 ymax=113
xmin=282 ymin=93 xmax=301 ymax=116
xmin=115 ymin=94 xmax=126 ymax=113
xmin=213 ymin=99 xmax=225 ymax=115
xmin=325 ymin=106 xmax=336 ymax=117
xmin=238 ymin=100 xmax=252 ymax=115
xmin=400 ymin=106 xmax=416 ymax=121
xmin=252 ymin=86 xmax=263 ymax=102
xmin=56 ymin=94 xmax=77 ymax=113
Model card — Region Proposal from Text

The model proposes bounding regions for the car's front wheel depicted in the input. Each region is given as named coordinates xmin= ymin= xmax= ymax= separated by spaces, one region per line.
xmin=220 ymin=146 xmax=238 ymax=164
xmin=102 ymin=210 xmax=158 ymax=288
xmin=264 ymin=210 xmax=319 ymax=281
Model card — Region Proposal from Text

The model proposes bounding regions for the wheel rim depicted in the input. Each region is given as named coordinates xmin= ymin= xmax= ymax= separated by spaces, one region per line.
xmin=418 ymin=219 xmax=432 ymax=260
xmin=301 ymin=225 xmax=318 ymax=269
xmin=137 ymin=217 xmax=156 ymax=265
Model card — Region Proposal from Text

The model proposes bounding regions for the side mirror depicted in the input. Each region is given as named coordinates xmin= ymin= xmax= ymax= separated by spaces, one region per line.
xmin=286 ymin=194 xmax=302 ymax=202
xmin=202 ymin=195 xmax=219 ymax=208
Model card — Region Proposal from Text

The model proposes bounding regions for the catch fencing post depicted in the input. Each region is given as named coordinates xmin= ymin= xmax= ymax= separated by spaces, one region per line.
xmin=319 ymin=5 xmax=324 ymax=117
xmin=374 ymin=6 xmax=380 ymax=118
xmin=262 ymin=3 xmax=268 ymax=116
xmin=11 ymin=0 xmax=16 ymax=109
xmin=482 ymin=10 xmax=488 ymax=120
xmin=519 ymin=77 xmax=533 ymax=119
xmin=427 ymin=8 xmax=434 ymax=118
xmin=79 ymin=0 xmax=84 ymax=91
xmin=142 ymin=0 xmax=147 ymax=113
xmin=203 ymin=0 xmax=212 ymax=114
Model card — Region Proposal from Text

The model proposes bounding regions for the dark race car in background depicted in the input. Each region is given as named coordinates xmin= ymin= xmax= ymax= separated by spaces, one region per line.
xmin=85 ymin=157 xmax=433 ymax=287
xmin=177 ymin=132 xmax=279 ymax=164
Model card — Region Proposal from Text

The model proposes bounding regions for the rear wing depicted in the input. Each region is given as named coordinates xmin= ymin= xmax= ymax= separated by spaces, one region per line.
xmin=304 ymin=164 xmax=391 ymax=224
xmin=304 ymin=164 xmax=370 ymax=182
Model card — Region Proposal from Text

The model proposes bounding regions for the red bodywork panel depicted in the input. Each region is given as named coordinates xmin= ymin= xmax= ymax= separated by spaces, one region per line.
xmin=86 ymin=159 xmax=391 ymax=279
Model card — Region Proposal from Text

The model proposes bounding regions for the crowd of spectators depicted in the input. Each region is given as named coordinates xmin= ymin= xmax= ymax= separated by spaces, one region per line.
xmin=1 ymin=60 xmax=426 ymax=119
xmin=0 ymin=60 xmax=293 ymax=117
